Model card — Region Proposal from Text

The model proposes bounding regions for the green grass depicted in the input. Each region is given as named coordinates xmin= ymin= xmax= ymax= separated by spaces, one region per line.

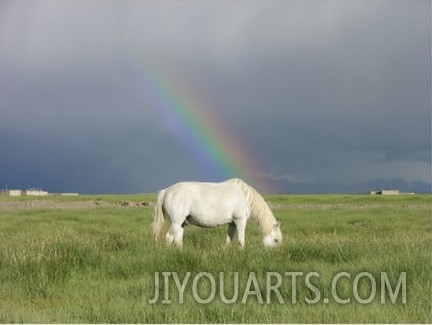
xmin=0 ymin=194 xmax=430 ymax=323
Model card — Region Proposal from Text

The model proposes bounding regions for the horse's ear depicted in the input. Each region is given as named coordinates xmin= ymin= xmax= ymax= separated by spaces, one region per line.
xmin=274 ymin=222 xmax=281 ymax=229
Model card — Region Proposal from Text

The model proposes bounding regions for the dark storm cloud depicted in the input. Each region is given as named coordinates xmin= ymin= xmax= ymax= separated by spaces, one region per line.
xmin=0 ymin=1 xmax=430 ymax=193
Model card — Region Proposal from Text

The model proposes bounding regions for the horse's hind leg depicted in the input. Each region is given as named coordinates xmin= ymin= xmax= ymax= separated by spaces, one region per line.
xmin=165 ymin=227 xmax=174 ymax=245
xmin=166 ymin=223 xmax=184 ymax=247
xmin=173 ymin=225 xmax=184 ymax=247
xmin=226 ymin=222 xmax=236 ymax=245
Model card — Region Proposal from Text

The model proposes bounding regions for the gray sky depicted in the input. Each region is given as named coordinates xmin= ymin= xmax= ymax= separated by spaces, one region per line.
xmin=1 ymin=0 xmax=430 ymax=194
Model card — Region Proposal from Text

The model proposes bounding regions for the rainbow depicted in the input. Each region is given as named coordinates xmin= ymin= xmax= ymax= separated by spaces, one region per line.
xmin=123 ymin=56 xmax=276 ymax=193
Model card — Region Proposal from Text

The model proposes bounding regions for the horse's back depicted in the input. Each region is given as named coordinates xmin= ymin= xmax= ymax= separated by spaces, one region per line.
xmin=162 ymin=180 xmax=249 ymax=224
xmin=164 ymin=180 xmax=244 ymax=205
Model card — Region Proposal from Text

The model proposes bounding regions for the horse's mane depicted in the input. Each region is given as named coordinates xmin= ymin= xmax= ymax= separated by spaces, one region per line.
xmin=230 ymin=178 xmax=276 ymax=236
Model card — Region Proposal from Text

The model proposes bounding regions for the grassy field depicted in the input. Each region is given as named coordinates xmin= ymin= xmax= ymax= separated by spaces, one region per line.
xmin=0 ymin=194 xmax=430 ymax=323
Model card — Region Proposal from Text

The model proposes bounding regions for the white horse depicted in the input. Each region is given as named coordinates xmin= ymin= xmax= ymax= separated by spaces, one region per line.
xmin=152 ymin=178 xmax=282 ymax=247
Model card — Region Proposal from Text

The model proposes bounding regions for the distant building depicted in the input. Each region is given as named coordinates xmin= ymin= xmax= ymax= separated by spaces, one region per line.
xmin=370 ymin=189 xmax=400 ymax=195
xmin=23 ymin=188 xmax=49 ymax=196
xmin=1 ymin=188 xmax=78 ymax=196
xmin=0 ymin=189 xmax=22 ymax=196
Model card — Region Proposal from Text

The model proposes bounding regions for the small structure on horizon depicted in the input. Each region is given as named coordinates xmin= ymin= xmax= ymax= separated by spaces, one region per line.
xmin=23 ymin=188 xmax=49 ymax=196
xmin=370 ymin=189 xmax=400 ymax=195
xmin=0 ymin=189 xmax=22 ymax=197
xmin=1 ymin=188 xmax=78 ymax=196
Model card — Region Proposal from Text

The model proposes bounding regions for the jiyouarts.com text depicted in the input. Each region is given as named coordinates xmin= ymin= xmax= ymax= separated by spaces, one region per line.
xmin=148 ymin=271 xmax=406 ymax=305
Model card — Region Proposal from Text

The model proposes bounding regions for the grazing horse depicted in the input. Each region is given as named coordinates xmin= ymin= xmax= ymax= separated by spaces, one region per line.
xmin=152 ymin=178 xmax=282 ymax=247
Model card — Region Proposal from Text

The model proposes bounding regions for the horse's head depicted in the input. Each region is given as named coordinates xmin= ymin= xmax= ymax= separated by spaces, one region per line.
xmin=262 ymin=222 xmax=282 ymax=247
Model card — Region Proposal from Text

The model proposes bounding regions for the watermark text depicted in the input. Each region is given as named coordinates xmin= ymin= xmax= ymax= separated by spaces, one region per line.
xmin=148 ymin=271 xmax=406 ymax=305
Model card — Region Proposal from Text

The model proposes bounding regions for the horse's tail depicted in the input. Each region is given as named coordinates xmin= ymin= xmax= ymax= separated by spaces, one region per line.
xmin=152 ymin=189 xmax=166 ymax=243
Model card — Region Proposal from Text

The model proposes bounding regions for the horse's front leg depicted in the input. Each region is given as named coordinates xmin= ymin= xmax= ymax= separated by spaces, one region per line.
xmin=226 ymin=222 xmax=236 ymax=245
xmin=235 ymin=220 xmax=246 ymax=248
